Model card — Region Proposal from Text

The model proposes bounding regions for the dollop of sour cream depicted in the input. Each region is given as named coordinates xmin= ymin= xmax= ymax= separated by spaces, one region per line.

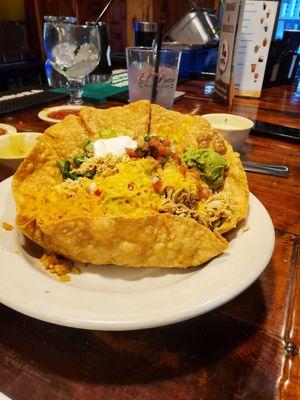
xmin=92 ymin=135 xmax=137 ymax=158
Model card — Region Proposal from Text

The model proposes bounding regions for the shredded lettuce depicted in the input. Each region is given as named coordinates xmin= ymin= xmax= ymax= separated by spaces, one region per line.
xmin=57 ymin=139 xmax=95 ymax=180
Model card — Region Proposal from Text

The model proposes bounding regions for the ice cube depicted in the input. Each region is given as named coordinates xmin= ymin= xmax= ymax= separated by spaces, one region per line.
xmin=52 ymin=42 xmax=77 ymax=68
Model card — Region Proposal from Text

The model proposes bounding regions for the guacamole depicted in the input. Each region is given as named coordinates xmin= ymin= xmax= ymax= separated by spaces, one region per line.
xmin=181 ymin=148 xmax=227 ymax=190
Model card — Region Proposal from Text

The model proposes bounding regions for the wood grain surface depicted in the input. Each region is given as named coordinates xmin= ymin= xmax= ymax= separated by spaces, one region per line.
xmin=0 ymin=79 xmax=299 ymax=400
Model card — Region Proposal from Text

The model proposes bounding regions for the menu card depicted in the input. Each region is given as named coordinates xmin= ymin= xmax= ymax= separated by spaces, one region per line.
xmin=234 ymin=0 xmax=279 ymax=97
xmin=215 ymin=0 xmax=241 ymax=105
xmin=215 ymin=0 xmax=279 ymax=101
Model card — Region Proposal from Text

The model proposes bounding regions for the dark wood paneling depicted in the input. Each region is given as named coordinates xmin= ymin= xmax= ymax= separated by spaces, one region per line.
xmin=153 ymin=0 xmax=219 ymax=34
xmin=153 ymin=0 xmax=191 ymax=33
xmin=126 ymin=0 xmax=154 ymax=46
xmin=74 ymin=0 xmax=126 ymax=52
xmin=24 ymin=0 xmax=221 ymax=54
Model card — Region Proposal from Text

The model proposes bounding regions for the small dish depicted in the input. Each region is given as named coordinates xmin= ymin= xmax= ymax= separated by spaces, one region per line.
xmin=201 ymin=113 xmax=254 ymax=151
xmin=38 ymin=105 xmax=84 ymax=123
xmin=0 ymin=132 xmax=41 ymax=170
xmin=0 ymin=123 xmax=17 ymax=136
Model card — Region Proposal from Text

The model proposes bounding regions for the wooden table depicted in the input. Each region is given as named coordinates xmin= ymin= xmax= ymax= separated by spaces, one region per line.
xmin=0 ymin=80 xmax=299 ymax=400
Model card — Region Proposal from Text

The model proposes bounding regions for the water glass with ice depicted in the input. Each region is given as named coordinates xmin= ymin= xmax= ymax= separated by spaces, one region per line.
xmin=43 ymin=23 xmax=101 ymax=104
xmin=126 ymin=47 xmax=181 ymax=109
xmin=44 ymin=16 xmax=78 ymax=88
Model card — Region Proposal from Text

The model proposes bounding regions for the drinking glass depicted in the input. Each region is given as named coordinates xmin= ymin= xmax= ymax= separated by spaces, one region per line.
xmin=44 ymin=16 xmax=78 ymax=88
xmin=43 ymin=23 xmax=101 ymax=104
xmin=126 ymin=47 xmax=181 ymax=109
xmin=134 ymin=22 xmax=157 ymax=47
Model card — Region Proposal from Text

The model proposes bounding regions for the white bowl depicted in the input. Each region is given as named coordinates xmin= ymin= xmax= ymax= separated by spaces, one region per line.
xmin=0 ymin=123 xmax=17 ymax=135
xmin=0 ymin=132 xmax=41 ymax=170
xmin=38 ymin=105 xmax=84 ymax=123
xmin=201 ymin=113 xmax=254 ymax=151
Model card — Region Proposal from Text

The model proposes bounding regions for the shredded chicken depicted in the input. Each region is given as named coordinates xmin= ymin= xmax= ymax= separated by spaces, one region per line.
xmin=196 ymin=193 xmax=235 ymax=229
xmin=159 ymin=186 xmax=199 ymax=219
xmin=74 ymin=154 xmax=125 ymax=178
xmin=197 ymin=131 xmax=227 ymax=155
xmin=159 ymin=188 xmax=235 ymax=231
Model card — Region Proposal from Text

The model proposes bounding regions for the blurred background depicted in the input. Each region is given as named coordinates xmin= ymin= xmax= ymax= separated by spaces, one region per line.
xmin=0 ymin=0 xmax=221 ymax=91
xmin=0 ymin=0 xmax=299 ymax=91
xmin=276 ymin=0 xmax=300 ymax=38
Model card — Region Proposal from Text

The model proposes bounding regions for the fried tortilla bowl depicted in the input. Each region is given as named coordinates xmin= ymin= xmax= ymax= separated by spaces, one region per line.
xmin=12 ymin=100 xmax=249 ymax=268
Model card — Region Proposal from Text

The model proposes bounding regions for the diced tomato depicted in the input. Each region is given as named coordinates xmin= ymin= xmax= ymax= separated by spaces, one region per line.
xmin=161 ymin=138 xmax=171 ymax=147
xmin=150 ymin=136 xmax=160 ymax=147
xmin=126 ymin=148 xmax=138 ymax=158
xmin=94 ymin=189 xmax=102 ymax=196
xmin=158 ymin=146 xmax=168 ymax=155
xmin=179 ymin=165 xmax=187 ymax=176
xmin=153 ymin=180 xmax=163 ymax=192
xmin=127 ymin=183 xmax=134 ymax=191
xmin=172 ymin=152 xmax=181 ymax=164
xmin=198 ymin=187 xmax=212 ymax=200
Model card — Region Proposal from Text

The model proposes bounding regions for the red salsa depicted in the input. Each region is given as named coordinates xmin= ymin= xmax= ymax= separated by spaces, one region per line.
xmin=47 ymin=109 xmax=81 ymax=120
xmin=126 ymin=135 xmax=178 ymax=166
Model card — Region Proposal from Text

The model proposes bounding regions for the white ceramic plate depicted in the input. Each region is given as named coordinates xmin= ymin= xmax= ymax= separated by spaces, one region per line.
xmin=0 ymin=177 xmax=275 ymax=331
xmin=0 ymin=123 xmax=17 ymax=135
xmin=38 ymin=105 xmax=83 ymax=123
